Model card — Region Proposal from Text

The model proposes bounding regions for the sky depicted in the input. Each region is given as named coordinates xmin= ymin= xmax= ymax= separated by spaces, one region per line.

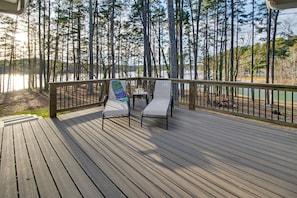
xmin=278 ymin=9 xmax=297 ymax=35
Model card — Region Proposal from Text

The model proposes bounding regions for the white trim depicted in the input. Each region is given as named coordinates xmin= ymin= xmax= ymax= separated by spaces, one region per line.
xmin=266 ymin=0 xmax=297 ymax=10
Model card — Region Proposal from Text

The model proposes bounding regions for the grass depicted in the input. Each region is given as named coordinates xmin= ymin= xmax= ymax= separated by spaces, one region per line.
xmin=15 ymin=108 xmax=49 ymax=118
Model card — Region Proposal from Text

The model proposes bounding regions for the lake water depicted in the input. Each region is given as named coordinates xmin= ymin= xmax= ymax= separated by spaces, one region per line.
xmin=0 ymin=71 xmax=202 ymax=93
xmin=1 ymin=73 xmax=296 ymax=104
xmin=0 ymin=74 xmax=32 ymax=92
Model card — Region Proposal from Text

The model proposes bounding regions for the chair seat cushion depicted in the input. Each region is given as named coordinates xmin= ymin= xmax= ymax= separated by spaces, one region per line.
xmin=142 ymin=99 xmax=170 ymax=117
xmin=103 ymin=100 xmax=129 ymax=117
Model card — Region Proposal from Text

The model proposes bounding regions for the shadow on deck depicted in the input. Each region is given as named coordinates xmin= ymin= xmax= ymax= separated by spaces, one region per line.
xmin=1 ymin=103 xmax=297 ymax=197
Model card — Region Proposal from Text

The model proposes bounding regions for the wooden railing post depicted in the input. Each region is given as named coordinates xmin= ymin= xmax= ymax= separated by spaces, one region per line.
xmin=189 ymin=82 xmax=196 ymax=110
xmin=105 ymin=80 xmax=110 ymax=96
xmin=49 ymin=83 xmax=57 ymax=118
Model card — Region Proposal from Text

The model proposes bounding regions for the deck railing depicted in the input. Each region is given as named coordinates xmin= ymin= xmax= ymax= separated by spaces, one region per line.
xmin=49 ymin=77 xmax=297 ymax=127
xmin=49 ymin=79 xmax=107 ymax=117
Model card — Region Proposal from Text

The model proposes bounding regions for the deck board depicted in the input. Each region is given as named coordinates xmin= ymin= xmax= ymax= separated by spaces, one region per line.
xmin=93 ymin=121 xmax=202 ymax=197
xmin=45 ymin=118 xmax=124 ymax=198
xmin=105 ymin=120 xmax=242 ymax=197
xmin=115 ymin=115 xmax=275 ymax=197
xmin=0 ymin=125 xmax=17 ymax=198
xmin=169 ymin=109 xmax=297 ymax=197
xmin=61 ymin=112 xmax=179 ymax=197
xmin=57 ymin=116 xmax=150 ymax=197
xmin=14 ymin=123 xmax=39 ymax=198
xmin=22 ymin=121 xmax=61 ymax=197
xmin=1 ymin=106 xmax=297 ymax=197
xmin=38 ymin=119 xmax=104 ymax=198
xmin=30 ymin=120 xmax=82 ymax=197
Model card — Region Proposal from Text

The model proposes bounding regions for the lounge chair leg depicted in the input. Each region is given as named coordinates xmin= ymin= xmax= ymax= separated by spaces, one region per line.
xmin=102 ymin=118 xmax=104 ymax=130
xmin=171 ymin=96 xmax=173 ymax=117
xmin=141 ymin=115 xmax=143 ymax=127
xmin=129 ymin=116 xmax=130 ymax=127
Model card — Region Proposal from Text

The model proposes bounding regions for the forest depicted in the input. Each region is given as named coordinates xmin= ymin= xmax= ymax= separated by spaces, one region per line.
xmin=0 ymin=0 xmax=297 ymax=93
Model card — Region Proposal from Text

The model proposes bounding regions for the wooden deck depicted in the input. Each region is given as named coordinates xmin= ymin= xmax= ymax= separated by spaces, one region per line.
xmin=1 ymin=104 xmax=297 ymax=197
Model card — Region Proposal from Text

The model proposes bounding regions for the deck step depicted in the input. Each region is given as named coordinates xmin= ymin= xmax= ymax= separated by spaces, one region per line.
xmin=0 ymin=114 xmax=40 ymax=127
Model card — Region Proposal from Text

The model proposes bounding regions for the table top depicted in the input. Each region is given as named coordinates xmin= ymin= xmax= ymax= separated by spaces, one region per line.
xmin=132 ymin=91 xmax=148 ymax=95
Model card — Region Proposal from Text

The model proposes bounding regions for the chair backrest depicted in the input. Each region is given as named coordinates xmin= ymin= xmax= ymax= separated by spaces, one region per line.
xmin=153 ymin=80 xmax=171 ymax=100
xmin=109 ymin=80 xmax=126 ymax=100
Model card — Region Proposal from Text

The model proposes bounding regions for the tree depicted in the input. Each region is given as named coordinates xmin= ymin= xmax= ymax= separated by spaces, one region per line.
xmin=177 ymin=0 xmax=185 ymax=80
xmin=251 ymin=0 xmax=255 ymax=86
xmin=45 ymin=0 xmax=51 ymax=90
xmin=89 ymin=0 xmax=94 ymax=80
xmin=110 ymin=0 xmax=116 ymax=78
xmin=142 ymin=0 xmax=151 ymax=77
xmin=38 ymin=0 xmax=44 ymax=93
xmin=188 ymin=0 xmax=202 ymax=80
xmin=271 ymin=10 xmax=279 ymax=85
xmin=167 ymin=0 xmax=178 ymax=100
xmin=167 ymin=0 xmax=177 ymax=79
xmin=2 ymin=0 xmax=297 ymax=95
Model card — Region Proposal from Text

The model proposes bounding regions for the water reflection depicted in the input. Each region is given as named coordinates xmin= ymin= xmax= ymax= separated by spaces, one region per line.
xmin=0 ymin=71 xmax=198 ymax=93
xmin=0 ymin=74 xmax=30 ymax=92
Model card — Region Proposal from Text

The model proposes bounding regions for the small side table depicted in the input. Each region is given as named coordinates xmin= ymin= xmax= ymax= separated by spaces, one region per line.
xmin=132 ymin=92 xmax=149 ymax=109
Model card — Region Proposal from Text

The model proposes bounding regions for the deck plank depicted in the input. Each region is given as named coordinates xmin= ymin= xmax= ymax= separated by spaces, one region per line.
xmin=39 ymin=118 xmax=104 ymax=198
xmin=59 ymin=113 xmax=172 ymax=197
xmin=170 ymin=109 xmax=297 ymax=197
xmin=0 ymin=125 xmax=18 ymax=198
xmin=113 ymin=118 xmax=266 ymax=197
xmin=21 ymin=122 xmax=60 ymax=197
xmin=130 ymin=107 xmax=297 ymax=197
xmin=108 ymin=121 xmax=241 ymax=197
xmin=74 ymin=117 xmax=197 ymax=197
xmin=29 ymin=120 xmax=83 ymax=197
xmin=13 ymin=123 xmax=39 ymax=197
xmin=45 ymin=117 xmax=125 ymax=197
xmin=1 ymin=107 xmax=297 ymax=198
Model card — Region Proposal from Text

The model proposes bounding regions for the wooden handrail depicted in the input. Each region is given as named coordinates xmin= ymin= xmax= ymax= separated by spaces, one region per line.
xmin=49 ymin=77 xmax=297 ymax=127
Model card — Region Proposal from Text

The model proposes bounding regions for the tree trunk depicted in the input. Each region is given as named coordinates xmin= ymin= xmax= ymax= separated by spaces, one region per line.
xmin=53 ymin=8 xmax=60 ymax=82
xmin=224 ymin=0 xmax=228 ymax=82
xmin=230 ymin=0 xmax=234 ymax=82
xmin=110 ymin=0 xmax=115 ymax=78
xmin=77 ymin=10 xmax=81 ymax=80
xmin=27 ymin=3 xmax=32 ymax=90
xmin=266 ymin=9 xmax=272 ymax=105
xmin=188 ymin=0 xmax=202 ymax=80
xmin=43 ymin=0 xmax=47 ymax=91
xmin=179 ymin=0 xmax=184 ymax=81
xmin=143 ymin=0 xmax=151 ymax=77
xmin=89 ymin=0 xmax=94 ymax=93
xmin=45 ymin=0 xmax=51 ymax=90
xmin=167 ymin=0 xmax=178 ymax=100
xmin=38 ymin=0 xmax=43 ymax=93
xmin=89 ymin=0 xmax=94 ymax=80
xmin=271 ymin=10 xmax=279 ymax=105
xmin=251 ymin=0 xmax=255 ymax=102
xmin=271 ymin=10 xmax=279 ymax=85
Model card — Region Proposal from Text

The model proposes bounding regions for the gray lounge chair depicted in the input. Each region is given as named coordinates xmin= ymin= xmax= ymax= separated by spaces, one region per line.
xmin=141 ymin=80 xmax=173 ymax=129
xmin=102 ymin=80 xmax=130 ymax=129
